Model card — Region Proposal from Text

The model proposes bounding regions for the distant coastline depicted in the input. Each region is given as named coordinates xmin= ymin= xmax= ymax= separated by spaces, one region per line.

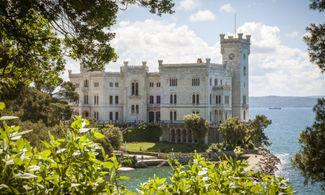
xmin=249 ymin=96 xmax=324 ymax=108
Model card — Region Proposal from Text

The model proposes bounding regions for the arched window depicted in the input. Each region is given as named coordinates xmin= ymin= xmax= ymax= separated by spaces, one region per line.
xmin=243 ymin=66 xmax=247 ymax=76
xmin=192 ymin=94 xmax=195 ymax=104
xmin=196 ymin=94 xmax=199 ymax=105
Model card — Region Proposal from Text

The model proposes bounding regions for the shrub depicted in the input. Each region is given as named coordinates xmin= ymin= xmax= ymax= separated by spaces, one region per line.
xmin=184 ymin=114 xmax=209 ymax=143
xmin=0 ymin=109 xmax=130 ymax=194
xmin=139 ymin=148 xmax=294 ymax=194
xmin=124 ymin=123 xmax=162 ymax=142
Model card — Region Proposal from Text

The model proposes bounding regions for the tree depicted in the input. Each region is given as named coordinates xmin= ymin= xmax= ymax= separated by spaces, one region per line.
xmin=219 ymin=117 xmax=246 ymax=149
xmin=304 ymin=0 xmax=325 ymax=72
xmin=0 ymin=86 xmax=72 ymax=126
xmin=246 ymin=115 xmax=272 ymax=147
xmin=292 ymin=98 xmax=325 ymax=188
xmin=184 ymin=114 xmax=209 ymax=143
xmin=56 ymin=81 xmax=79 ymax=103
xmin=291 ymin=0 xmax=325 ymax=189
xmin=218 ymin=115 xmax=271 ymax=150
xmin=0 ymin=0 xmax=174 ymax=88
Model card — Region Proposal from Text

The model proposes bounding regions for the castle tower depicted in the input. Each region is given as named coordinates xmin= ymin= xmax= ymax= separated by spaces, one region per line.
xmin=220 ymin=33 xmax=250 ymax=121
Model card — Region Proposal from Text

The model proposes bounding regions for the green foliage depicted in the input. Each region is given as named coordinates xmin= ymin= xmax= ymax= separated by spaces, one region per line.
xmin=0 ymin=86 xmax=72 ymax=126
xmin=139 ymin=148 xmax=294 ymax=194
xmin=304 ymin=0 xmax=325 ymax=72
xmin=184 ymin=114 xmax=209 ymax=143
xmin=19 ymin=120 xmax=63 ymax=149
xmin=219 ymin=118 xmax=247 ymax=149
xmin=56 ymin=81 xmax=79 ymax=103
xmin=246 ymin=115 xmax=272 ymax=147
xmin=0 ymin=110 xmax=131 ymax=194
xmin=124 ymin=123 xmax=162 ymax=142
xmin=292 ymin=98 xmax=325 ymax=189
xmin=95 ymin=125 xmax=123 ymax=159
xmin=219 ymin=116 xmax=271 ymax=150
xmin=120 ymin=157 xmax=137 ymax=167
xmin=0 ymin=0 xmax=174 ymax=88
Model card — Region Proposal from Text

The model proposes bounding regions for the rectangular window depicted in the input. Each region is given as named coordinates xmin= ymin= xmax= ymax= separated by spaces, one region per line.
xmin=156 ymin=96 xmax=161 ymax=104
xmin=150 ymin=96 xmax=154 ymax=104
xmin=115 ymin=112 xmax=119 ymax=121
xmin=170 ymin=111 xmax=173 ymax=121
xmin=170 ymin=78 xmax=177 ymax=86
xmin=149 ymin=82 xmax=154 ymax=87
xmin=115 ymin=82 xmax=119 ymax=87
xmin=209 ymin=78 xmax=212 ymax=86
xmin=170 ymin=94 xmax=173 ymax=104
xmin=84 ymin=80 xmax=89 ymax=87
xmin=94 ymin=112 xmax=99 ymax=120
xmin=135 ymin=83 xmax=139 ymax=96
xmin=131 ymin=105 xmax=135 ymax=114
xmin=94 ymin=95 xmax=99 ymax=105
xmin=174 ymin=94 xmax=177 ymax=104
xmin=109 ymin=112 xmax=113 ymax=121
xmin=115 ymin=96 xmax=119 ymax=104
xmin=84 ymin=95 xmax=88 ymax=104
xmin=216 ymin=95 xmax=221 ymax=105
xmin=109 ymin=82 xmax=113 ymax=87
xmin=136 ymin=105 xmax=139 ymax=114
xmin=132 ymin=83 xmax=135 ymax=95
xmin=109 ymin=96 xmax=113 ymax=104
xmin=94 ymin=82 xmax=99 ymax=87
xmin=156 ymin=82 xmax=161 ymax=87
xmin=174 ymin=111 xmax=177 ymax=120
xmin=214 ymin=79 xmax=218 ymax=86
xmin=225 ymin=96 xmax=230 ymax=105
xmin=192 ymin=78 xmax=200 ymax=86
xmin=210 ymin=94 xmax=212 ymax=104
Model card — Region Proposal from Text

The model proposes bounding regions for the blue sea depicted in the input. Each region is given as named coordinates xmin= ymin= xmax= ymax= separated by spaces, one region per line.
xmin=250 ymin=107 xmax=323 ymax=194
xmin=120 ymin=107 xmax=324 ymax=194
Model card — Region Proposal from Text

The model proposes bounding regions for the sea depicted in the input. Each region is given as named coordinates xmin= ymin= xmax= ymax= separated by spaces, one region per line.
xmin=120 ymin=107 xmax=324 ymax=194
xmin=251 ymin=107 xmax=323 ymax=194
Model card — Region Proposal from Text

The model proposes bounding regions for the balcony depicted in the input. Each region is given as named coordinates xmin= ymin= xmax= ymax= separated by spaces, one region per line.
xmin=212 ymin=85 xmax=231 ymax=90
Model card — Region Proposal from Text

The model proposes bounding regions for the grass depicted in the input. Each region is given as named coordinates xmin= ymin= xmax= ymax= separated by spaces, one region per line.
xmin=123 ymin=142 xmax=208 ymax=153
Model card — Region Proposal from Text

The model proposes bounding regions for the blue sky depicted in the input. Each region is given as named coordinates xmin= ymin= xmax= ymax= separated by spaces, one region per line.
xmin=66 ymin=0 xmax=325 ymax=96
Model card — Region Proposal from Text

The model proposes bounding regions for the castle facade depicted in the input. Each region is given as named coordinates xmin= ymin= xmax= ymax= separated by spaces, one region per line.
xmin=69 ymin=33 xmax=251 ymax=143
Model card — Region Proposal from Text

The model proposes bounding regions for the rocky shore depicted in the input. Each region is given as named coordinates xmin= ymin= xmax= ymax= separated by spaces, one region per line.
xmin=243 ymin=147 xmax=280 ymax=176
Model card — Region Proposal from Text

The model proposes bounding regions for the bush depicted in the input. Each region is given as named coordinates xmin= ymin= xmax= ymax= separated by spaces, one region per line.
xmin=0 ymin=114 xmax=130 ymax=194
xmin=19 ymin=120 xmax=64 ymax=149
xmin=124 ymin=123 xmax=162 ymax=142
xmin=138 ymin=148 xmax=294 ymax=194
xmin=120 ymin=157 xmax=137 ymax=167
xmin=94 ymin=125 xmax=123 ymax=159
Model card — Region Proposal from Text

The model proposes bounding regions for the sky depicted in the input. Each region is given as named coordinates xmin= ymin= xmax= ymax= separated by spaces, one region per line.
xmin=65 ymin=0 xmax=325 ymax=97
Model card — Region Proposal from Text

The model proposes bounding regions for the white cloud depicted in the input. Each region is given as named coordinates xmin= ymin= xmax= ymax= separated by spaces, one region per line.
xmin=237 ymin=22 xmax=325 ymax=96
xmin=189 ymin=10 xmax=215 ymax=22
xmin=108 ymin=19 xmax=219 ymax=72
xmin=219 ymin=3 xmax=235 ymax=13
xmin=285 ymin=31 xmax=299 ymax=38
xmin=179 ymin=0 xmax=199 ymax=11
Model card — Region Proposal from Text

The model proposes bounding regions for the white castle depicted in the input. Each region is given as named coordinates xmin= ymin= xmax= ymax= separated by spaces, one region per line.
xmin=69 ymin=33 xmax=250 ymax=144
